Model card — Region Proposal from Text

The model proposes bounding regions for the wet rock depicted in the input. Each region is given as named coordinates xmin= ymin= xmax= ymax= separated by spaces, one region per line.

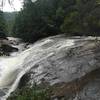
xmin=0 ymin=90 xmax=6 ymax=97
xmin=0 ymin=38 xmax=19 ymax=56
xmin=24 ymin=38 xmax=100 ymax=85
xmin=1 ymin=36 xmax=100 ymax=99
xmin=18 ymin=36 xmax=100 ymax=99
xmin=0 ymin=44 xmax=18 ymax=56
xmin=0 ymin=45 xmax=18 ymax=52
xmin=72 ymin=69 xmax=100 ymax=100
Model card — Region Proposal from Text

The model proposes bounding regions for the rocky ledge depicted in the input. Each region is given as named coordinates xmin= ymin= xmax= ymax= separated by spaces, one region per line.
xmin=8 ymin=36 xmax=100 ymax=100
xmin=0 ymin=38 xmax=18 ymax=56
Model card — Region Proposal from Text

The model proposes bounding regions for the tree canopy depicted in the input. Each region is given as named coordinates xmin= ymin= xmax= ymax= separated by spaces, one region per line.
xmin=2 ymin=0 xmax=100 ymax=42
xmin=0 ymin=11 xmax=7 ymax=38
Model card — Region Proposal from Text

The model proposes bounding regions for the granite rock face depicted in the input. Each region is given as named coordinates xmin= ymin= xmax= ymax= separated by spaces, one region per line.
xmin=18 ymin=36 xmax=100 ymax=99
xmin=1 ymin=36 xmax=100 ymax=99
xmin=0 ymin=39 xmax=18 ymax=56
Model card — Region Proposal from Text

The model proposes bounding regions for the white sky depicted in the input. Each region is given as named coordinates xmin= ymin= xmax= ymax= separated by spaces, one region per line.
xmin=2 ymin=0 xmax=23 ymax=12
xmin=2 ymin=0 xmax=37 ymax=12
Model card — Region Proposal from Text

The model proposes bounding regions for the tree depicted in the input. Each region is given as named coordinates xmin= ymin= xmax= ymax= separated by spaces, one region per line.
xmin=12 ymin=0 xmax=60 ymax=42
xmin=0 ymin=11 xmax=7 ymax=33
xmin=11 ymin=0 xmax=100 ymax=42
xmin=61 ymin=0 xmax=100 ymax=35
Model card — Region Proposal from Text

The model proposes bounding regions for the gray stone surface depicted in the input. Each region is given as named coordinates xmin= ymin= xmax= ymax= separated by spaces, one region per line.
xmin=22 ymin=36 xmax=100 ymax=86
xmin=0 ymin=35 xmax=100 ymax=99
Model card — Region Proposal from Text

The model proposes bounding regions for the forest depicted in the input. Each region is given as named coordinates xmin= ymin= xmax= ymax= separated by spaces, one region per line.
xmin=0 ymin=0 xmax=100 ymax=42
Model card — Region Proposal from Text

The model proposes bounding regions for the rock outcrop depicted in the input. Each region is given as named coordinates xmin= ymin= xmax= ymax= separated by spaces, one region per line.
xmin=0 ymin=39 xmax=18 ymax=56
xmin=1 ymin=35 xmax=100 ymax=100
xmin=18 ymin=36 xmax=100 ymax=100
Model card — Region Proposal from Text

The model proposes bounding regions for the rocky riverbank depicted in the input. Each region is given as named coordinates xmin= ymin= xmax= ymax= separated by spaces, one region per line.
xmin=7 ymin=36 xmax=100 ymax=100
xmin=0 ymin=37 xmax=29 ymax=56
xmin=0 ymin=38 xmax=18 ymax=56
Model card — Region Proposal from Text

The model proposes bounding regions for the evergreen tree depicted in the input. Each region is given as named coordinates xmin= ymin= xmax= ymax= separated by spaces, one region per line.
xmin=0 ymin=11 xmax=7 ymax=38
xmin=12 ymin=0 xmax=100 ymax=42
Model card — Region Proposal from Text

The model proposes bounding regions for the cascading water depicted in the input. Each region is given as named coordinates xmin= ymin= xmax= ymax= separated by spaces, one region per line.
xmin=0 ymin=36 xmax=74 ymax=100
xmin=0 ymin=51 xmax=30 ymax=100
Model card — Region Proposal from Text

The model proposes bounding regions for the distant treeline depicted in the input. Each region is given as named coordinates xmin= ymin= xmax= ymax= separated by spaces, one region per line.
xmin=1 ymin=0 xmax=100 ymax=42
xmin=4 ymin=12 xmax=17 ymax=36
xmin=0 ymin=11 xmax=7 ymax=38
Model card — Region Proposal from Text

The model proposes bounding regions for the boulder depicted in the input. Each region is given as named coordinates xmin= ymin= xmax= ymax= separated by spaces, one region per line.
xmin=5 ymin=36 xmax=100 ymax=99
xmin=0 ymin=39 xmax=18 ymax=56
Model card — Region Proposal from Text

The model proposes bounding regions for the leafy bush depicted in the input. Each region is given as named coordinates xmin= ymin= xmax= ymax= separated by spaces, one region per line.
xmin=12 ymin=0 xmax=100 ymax=42
xmin=0 ymin=11 xmax=7 ymax=34
xmin=8 ymin=84 xmax=50 ymax=100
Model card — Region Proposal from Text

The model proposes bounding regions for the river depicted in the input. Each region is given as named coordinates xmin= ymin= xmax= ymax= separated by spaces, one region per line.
xmin=0 ymin=36 xmax=74 ymax=100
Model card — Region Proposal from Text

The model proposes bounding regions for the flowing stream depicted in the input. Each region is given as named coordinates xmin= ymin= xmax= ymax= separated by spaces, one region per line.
xmin=0 ymin=36 xmax=74 ymax=100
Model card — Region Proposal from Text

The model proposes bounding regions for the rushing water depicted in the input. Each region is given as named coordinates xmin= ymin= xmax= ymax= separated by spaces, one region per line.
xmin=0 ymin=36 xmax=74 ymax=100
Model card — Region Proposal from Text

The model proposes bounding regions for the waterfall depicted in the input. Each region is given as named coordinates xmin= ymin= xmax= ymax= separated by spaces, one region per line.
xmin=0 ymin=36 xmax=74 ymax=100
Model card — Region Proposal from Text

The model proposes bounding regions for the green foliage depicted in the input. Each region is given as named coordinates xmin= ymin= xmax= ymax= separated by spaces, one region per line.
xmin=12 ymin=0 xmax=100 ymax=42
xmin=61 ymin=0 xmax=100 ymax=35
xmin=0 ymin=11 xmax=7 ymax=33
xmin=8 ymin=84 xmax=50 ymax=100
xmin=4 ymin=12 xmax=17 ymax=36
xmin=61 ymin=11 xmax=82 ymax=35
xmin=12 ymin=0 xmax=62 ymax=42
xmin=0 ymin=10 xmax=7 ymax=39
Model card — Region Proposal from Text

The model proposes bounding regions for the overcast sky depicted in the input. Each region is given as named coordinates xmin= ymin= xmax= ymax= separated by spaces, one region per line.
xmin=2 ymin=0 xmax=37 ymax=12
xmin=2 ymin=0 xmax=23 ymax=12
